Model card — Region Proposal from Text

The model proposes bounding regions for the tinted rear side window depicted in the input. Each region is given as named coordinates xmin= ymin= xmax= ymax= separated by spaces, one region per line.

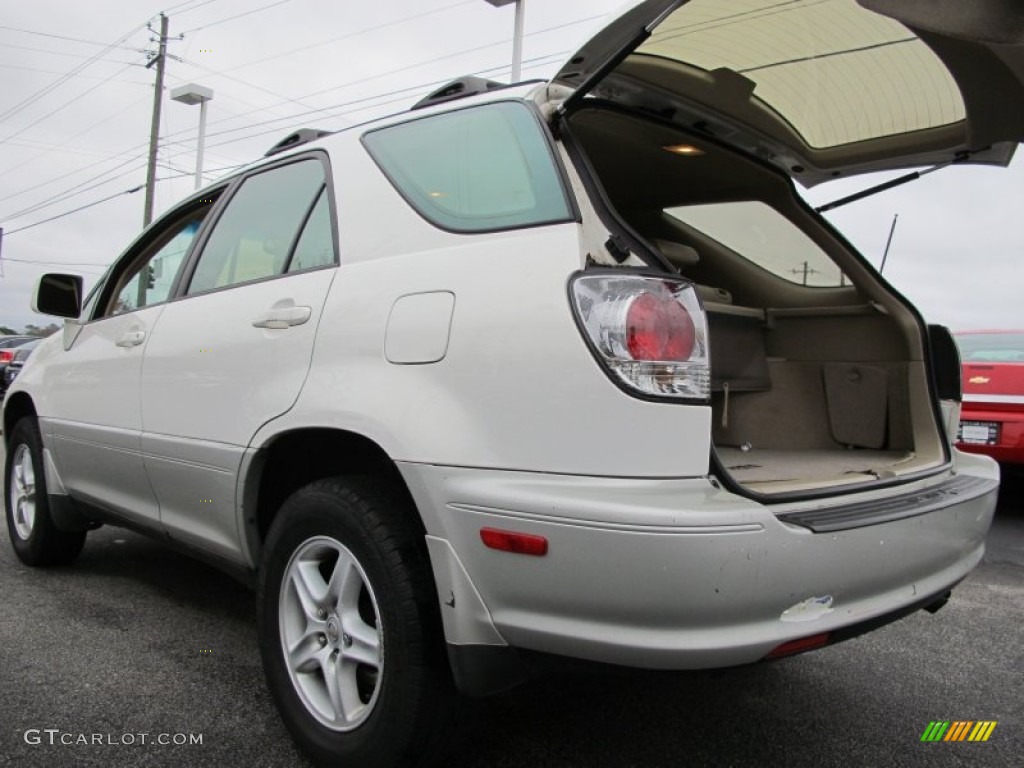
xmin=363 ymin=101 xmax=572 ymax=232
xmin=188 ymin=159 xmax=325 ymax=295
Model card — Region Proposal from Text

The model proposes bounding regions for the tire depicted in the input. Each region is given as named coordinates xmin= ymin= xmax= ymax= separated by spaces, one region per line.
xmin=4 ymin=417 xmax=86 ymax=566
xmin=258 ymin=476 xmax=459 ymax=768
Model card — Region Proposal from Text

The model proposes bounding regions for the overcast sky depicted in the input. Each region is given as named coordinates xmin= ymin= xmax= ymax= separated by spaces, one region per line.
xmin=0 ymin=0 xmax=1021 ymax=333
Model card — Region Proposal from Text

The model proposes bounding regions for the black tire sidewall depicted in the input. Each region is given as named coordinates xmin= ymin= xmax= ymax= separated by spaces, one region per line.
xmin=258 ymin=479 xmax=450 ymax=768
xmin=4 ymin=417 xmax=82 ymax=566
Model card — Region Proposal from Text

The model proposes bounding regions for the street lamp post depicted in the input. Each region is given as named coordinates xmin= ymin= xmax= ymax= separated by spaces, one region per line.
xmin=482 ymin=0 xmax=525 ymax=83
xmin=170 ymin=83 xmax=214 ymax=190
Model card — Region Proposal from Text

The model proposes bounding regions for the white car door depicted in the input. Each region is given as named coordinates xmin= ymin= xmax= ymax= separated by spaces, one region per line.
xmin=139 ymin=154 xmax=337 ymax=563
xmin=42 ymin=204 xmax=212 ymax=523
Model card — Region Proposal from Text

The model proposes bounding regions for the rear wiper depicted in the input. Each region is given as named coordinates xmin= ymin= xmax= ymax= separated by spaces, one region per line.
xmin=815 ymin=152 xmax=973 ymax=214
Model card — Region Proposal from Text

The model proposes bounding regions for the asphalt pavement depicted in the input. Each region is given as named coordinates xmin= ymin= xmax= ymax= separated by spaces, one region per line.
xmin=1 ymin=449 xmax=1021 ymax=768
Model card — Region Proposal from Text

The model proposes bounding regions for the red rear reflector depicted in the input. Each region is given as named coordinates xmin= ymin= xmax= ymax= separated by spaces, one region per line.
xmin=766 ymin=632 xmax=831 ymax=659
xmin=480 ymin=528 xmax=548 ymax=556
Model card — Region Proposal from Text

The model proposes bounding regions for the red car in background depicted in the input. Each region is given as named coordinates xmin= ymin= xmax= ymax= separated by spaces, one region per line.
xmin=955 ymin=330 xmax=1024 ymax=466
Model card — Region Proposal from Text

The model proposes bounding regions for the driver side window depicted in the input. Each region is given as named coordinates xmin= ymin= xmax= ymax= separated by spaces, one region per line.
xmin=102 ymin=199 xmax=218 ymax=318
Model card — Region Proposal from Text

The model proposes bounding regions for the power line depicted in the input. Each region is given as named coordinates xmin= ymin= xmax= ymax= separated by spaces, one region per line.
xmin=179 ymin=0 xmax=294 ymax=34
xmin=163 ymin=0 xmax=224 ymax=18
xmin=0 ymin=47 xmax=565 ymax=224
xmin=2 ymin=188 xmax=141 ymax=236
xmin=156 ymin=12 xmax=600 ymax=153
xmin=0 ymin=61 xmax=149 ymax=84
xmin=0 ymin=95 xmax=150 ymax=183
xmin=198 ymin=51 xmax=570 ymax=152
xmin=0 ymin=13 xmax=591 ymax=232
xmin=0 ymin=58 xmax=146 ymax=148
xmin=2 ymin=165 xmax=238 ymax=238
xmin=0 ymin=256 xmax=112 ymax=267
xmin=2 ymin=158 xmax=149 ymax=221
xmin=215 ymin=0 xmax=475 ymax=75
xmin=176 ymin=56 xmax=334 ymax=119
xmin=0 ymin=54 xmax=565 ymax=236
xmin=0 ymin=48 xmax=564 ymax=239
xmin=0 ymin=23 xmax=140 ymax=49
xmin=0 ymin=21 xmax=149 ymax=124
xmin=88 ymin=9 xmax=592 ymax=158
xmin=0 ymin=40 xmax=142 ymax=63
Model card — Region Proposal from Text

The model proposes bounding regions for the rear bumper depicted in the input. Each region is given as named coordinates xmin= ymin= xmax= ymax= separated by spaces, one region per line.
xmin=957 ymin=405 xmax=1024 ymax=465
xmin=401 ymin=454 xmax=998 ymax=671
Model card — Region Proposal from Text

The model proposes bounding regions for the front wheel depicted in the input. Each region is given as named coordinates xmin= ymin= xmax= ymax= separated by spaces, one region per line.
xmin=258 ymin=477 xmax=458 ymax=767
xmin=4 ymin=417 xmax=86 ymax=566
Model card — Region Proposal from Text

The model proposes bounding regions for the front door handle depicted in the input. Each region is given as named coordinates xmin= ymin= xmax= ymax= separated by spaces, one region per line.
xmin=251 ymin=305 xmax=312 ymax=330
xmin=116 ymin=330 xmax=146 ymax=347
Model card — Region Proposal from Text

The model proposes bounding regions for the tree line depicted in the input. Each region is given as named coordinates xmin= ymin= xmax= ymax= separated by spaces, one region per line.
xmin=0 ymin=323 xmax=61 ymax=337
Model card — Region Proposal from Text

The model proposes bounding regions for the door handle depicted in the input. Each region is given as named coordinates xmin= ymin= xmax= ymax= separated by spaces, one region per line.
xmin=251 ymin=305 xmax=312 ymax=329
xmin=116 ymin=330 xmax=146 ymax=347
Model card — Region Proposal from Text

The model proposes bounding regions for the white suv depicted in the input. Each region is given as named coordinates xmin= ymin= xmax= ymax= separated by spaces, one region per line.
xmin=5 ymin=2 xmax=1020 ymax=765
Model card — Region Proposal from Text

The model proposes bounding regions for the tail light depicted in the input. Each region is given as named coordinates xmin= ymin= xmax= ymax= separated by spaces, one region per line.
xmin=0 ymin=350 xmax=14 ymax=364
xmin=571 ymin=273 xmax=709 ymax=400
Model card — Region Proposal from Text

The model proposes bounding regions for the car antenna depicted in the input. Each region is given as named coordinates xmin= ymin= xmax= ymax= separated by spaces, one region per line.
xmin=879 ymin=213 xmax=899 ymax=274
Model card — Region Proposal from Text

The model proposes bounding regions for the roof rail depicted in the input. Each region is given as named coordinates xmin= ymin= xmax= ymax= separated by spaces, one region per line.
xmin=264 ymin=128 xmax=332 ymax=157
xmin=411 ymin=76 xmax=504 ymax=110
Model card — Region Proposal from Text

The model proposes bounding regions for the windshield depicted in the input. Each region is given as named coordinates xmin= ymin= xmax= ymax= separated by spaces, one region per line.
xmin=956 ymin=332 xmax=1024 ymax=363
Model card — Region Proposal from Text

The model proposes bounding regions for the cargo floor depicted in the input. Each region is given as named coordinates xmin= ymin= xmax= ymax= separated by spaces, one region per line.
xmin=716 ymin=447 xmax=920 ymax=488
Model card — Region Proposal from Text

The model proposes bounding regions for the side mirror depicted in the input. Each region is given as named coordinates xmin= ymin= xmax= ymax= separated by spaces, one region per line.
xmin=32 ymin=273 xmax=83 ymax=319
xmin=928 ymin=324 xmax=962 ymax=402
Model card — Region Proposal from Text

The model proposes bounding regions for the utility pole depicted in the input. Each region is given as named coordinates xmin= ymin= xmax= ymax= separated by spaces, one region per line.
xmin=143 ymin=13 xmax=169 ymax=228
xmin=791 ymin=261 xmax=818 ymax=286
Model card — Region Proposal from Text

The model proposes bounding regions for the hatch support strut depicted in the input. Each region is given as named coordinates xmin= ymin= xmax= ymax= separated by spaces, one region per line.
xmin=814 ymin=152 xmax=974 ymax=213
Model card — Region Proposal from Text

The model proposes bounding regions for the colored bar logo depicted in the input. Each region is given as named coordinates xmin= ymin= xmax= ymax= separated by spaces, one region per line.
xmin=920 ymin=721 xmax=997 ymax=742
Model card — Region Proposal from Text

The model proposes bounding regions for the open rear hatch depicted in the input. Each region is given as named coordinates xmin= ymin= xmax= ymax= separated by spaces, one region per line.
xmin=552 ymin=0 xmax=1024 ymax=185
xmin=546 ymin=0 xmax=1024 ymax=497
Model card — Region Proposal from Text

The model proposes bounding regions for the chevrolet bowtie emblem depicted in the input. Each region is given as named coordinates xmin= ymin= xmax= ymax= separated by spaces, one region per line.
xmin=968 ymin=376 xmax=990 ymax=384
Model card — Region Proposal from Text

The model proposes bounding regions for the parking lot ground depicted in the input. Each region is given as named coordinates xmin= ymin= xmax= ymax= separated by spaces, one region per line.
xmin=1 ymin=454 xmax=1021 ymax=767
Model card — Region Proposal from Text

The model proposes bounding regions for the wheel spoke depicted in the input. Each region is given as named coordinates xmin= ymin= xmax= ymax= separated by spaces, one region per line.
xmin=288 ymin=633 xmax=326 ymax=674
xmin=290 ymin=561 xmax=328 ymax=620
xmin=10 ymin=445 xmax=37 ymax=540
xmin=336 ymin=657 xmax=365 ymax=724
xmin=22 ymin=456 xmax=34 ymax=493
xmin=325 ymin=550 xmax=357 ymax=606
xmin=343 ymin=618 xmax=381 ymax=669
xmin=322 ymin=652 xmax=346 ymax=726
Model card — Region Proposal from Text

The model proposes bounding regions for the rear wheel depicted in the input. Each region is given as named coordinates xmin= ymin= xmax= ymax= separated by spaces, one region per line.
xmin=258 ymin=477 xmax=458 ymax=767
xmin=4 ymin=417 xmax=86 ymax=566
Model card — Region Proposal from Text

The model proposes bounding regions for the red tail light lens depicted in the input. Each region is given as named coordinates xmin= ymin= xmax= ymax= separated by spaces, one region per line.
xmin=571 ymin=274 xmax=709 ymax=400
xmin=626 ymin=292 xmax=696 ymax=361
xmin=0 ymin=351 xmax=14 ymax=364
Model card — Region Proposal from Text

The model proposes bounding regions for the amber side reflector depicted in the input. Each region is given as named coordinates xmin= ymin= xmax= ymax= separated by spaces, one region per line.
xmin=766 ymin=632 xmax=831 ymax=659
xmin=480 ymin=528 xmax=548 ymax=556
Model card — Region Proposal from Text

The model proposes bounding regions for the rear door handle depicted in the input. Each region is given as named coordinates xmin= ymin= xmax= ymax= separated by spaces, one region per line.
xmin=116 ymin=330 xmax=146 ymax=347
xmin=251 ymin=305 xmax=312 ymax=329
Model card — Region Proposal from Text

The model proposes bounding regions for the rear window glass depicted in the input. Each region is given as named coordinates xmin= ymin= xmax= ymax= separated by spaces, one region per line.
xmin=362 ymin=101 xmax=572 ymax=232
xmin=666 ymin=200 xmax=846 ymax=287
xmin=638 ymin=0 xmax=965 ymax=149
xmin=956 ymin=333 xmax=1024 ymax=363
